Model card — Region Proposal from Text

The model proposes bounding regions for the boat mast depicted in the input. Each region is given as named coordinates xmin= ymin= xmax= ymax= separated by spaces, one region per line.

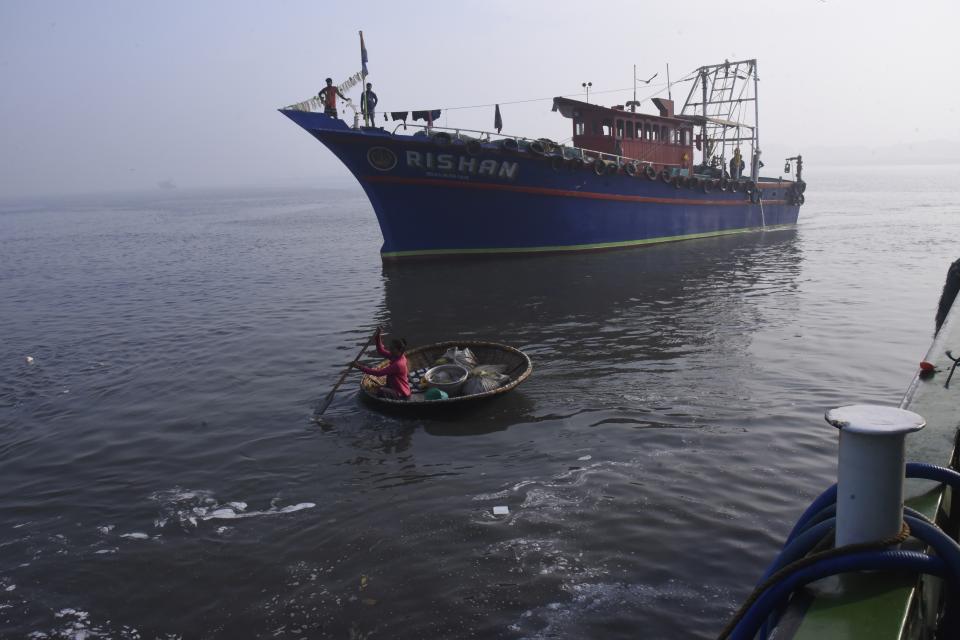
xmin=359 ymin=30 xmax=367 ymax=126
xmin=700 ymin=67 xmax=709 ymax=168
xmin=679 ymin=58 xmax=759 ymax=178
xmin=751 ymin=60 xmax=760 ymax=182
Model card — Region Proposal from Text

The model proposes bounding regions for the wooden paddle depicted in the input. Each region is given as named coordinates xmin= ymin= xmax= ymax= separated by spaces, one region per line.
xmin=316 ymin=329 xmax=378 ymax=417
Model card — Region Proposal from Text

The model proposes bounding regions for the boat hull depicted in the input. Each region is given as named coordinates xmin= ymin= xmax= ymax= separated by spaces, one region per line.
xmin=282 ymin=110 xmax=802 ymax=260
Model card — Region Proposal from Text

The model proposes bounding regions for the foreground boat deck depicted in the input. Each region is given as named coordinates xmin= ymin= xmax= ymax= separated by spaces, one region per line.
xmin=780 ymin=304 xmax=960 ymax=639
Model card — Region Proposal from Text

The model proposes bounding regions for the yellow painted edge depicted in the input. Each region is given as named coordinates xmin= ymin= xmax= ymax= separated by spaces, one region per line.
xmin=381 ymin=224 xmax=796 ymax=258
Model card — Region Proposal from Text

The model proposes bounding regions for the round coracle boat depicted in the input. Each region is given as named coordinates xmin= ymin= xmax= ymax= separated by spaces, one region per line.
xmin=360 ymin=341 xmax=532 ymax=407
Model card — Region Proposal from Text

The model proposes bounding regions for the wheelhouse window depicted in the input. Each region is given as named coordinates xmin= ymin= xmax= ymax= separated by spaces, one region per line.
xmin=602 ymin=118 xmax=613 ymax=136
xmin=575 ymin=120 xmax=585 ymax=136
xmin=615 ymin=119 xmax=624 ymax=139
xmin=626 ymin=121 xmax=634 ymax=139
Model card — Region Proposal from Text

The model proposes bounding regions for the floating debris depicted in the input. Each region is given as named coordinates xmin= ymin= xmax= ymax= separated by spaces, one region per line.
xmin=120 ymin=532 xmax=150 ymax=540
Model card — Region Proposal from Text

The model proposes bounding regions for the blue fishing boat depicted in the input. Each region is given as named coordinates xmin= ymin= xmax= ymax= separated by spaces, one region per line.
xmin=281 ymin=58 xmax=805 ymax=261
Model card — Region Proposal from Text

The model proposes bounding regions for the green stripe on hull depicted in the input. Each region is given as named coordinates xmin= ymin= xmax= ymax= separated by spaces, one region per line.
xmin=381 ymin=224 xmax=796 ymax=260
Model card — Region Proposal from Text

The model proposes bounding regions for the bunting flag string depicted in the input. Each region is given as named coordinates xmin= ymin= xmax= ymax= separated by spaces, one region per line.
xmin=284 ymin=96 xmax=323 ymax=113
xmin=337 ymin=72 xmax=363 ymax=95
xmin=284 ymin=72 xmax=363 ymax=112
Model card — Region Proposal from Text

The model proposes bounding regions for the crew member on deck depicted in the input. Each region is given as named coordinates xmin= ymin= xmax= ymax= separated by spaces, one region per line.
xmin=351 ymin=327 xmax=410 ymax=400
xmin=319 ymin=78 xmax=347 ymax=118
xmin=361 ymin=83 xmax=378 ymax=127
xmin=730 ymin=147 xmax=745 ymax=180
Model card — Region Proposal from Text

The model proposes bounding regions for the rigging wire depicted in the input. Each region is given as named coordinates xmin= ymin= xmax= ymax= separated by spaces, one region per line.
xmin=386 ymin=74 xmax=696 ymax=115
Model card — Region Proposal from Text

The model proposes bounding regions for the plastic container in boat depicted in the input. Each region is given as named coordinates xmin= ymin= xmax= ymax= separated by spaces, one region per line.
xmin=423 ymin=364 xmax=470 ymax=396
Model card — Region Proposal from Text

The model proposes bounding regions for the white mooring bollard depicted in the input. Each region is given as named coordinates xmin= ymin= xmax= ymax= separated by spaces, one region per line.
xmin=825 ymin=404 xmax=926 ymax=547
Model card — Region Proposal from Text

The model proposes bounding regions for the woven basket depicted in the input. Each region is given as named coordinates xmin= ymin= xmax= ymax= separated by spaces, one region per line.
xmin=360 ymin=341 xmax=532 ymax=407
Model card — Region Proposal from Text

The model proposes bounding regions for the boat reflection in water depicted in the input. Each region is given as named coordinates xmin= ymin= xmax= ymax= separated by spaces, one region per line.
xmin=373 ymin=228 xmax=802 ymax=434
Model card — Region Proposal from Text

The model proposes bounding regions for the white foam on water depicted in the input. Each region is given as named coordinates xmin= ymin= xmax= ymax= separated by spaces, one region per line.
xmin=201 ymin=502 xmax=316 ymax=521
xmin=204 ymin=508 xmax=239 ymax=520
xmin=474 ymin=460 xmax=633 ymax=507
xmin=482 ymin=536 xmax=604 ymax=582
xmin=508 ymin=578 xmax=729 ymax=639
xmin=96 ymin=525 xmax=114 ymax=535
xmin=120 ymin=532 xmax=149 ymax=540
xmin=471 ymin=464 xmax=619 ymax=532
xmin=520 ymin=487 xmax=581 ymax=513
xmin=277 ymin=503 xmax=314 ymax=514
xmin=5 ymin=584 xmax=15 ymax=592
xmin=473 ymin=479 xmax=538 ymax=501
xmin=151 ymin=487 xmax=315 ymax=529
xmin=30 ymin=608 xmax=148 ymax=640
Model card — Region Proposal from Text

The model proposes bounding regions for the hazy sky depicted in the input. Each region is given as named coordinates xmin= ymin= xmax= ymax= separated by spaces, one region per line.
xmin=2 ymin=0 xmax=958 ymax=197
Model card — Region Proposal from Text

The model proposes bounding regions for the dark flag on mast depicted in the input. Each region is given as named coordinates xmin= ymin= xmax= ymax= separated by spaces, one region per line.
xmin=360 ymin=31 xmax=369 ymax=77
xmin=494 ymin=104 xmax=503 ymax=133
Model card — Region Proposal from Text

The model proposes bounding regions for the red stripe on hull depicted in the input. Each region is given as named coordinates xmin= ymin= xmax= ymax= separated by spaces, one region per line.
xmin=364 ymin=175 xmax=787 ymax=206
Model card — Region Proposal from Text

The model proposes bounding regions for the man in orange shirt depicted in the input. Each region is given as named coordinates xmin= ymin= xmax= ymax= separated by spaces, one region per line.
xmin=318 ymin=78 xmax=346 ymax=118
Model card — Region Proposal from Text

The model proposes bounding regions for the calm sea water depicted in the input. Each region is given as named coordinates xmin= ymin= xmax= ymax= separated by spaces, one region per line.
xmin=2 ymin=165 xmax=959 ymax=639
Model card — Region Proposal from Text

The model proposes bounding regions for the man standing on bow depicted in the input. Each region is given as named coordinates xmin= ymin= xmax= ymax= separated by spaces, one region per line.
xmin=318 ymin=78 xmax=346 ymax=118
xmin=361 ymin=82 xmax=378 ymax=127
